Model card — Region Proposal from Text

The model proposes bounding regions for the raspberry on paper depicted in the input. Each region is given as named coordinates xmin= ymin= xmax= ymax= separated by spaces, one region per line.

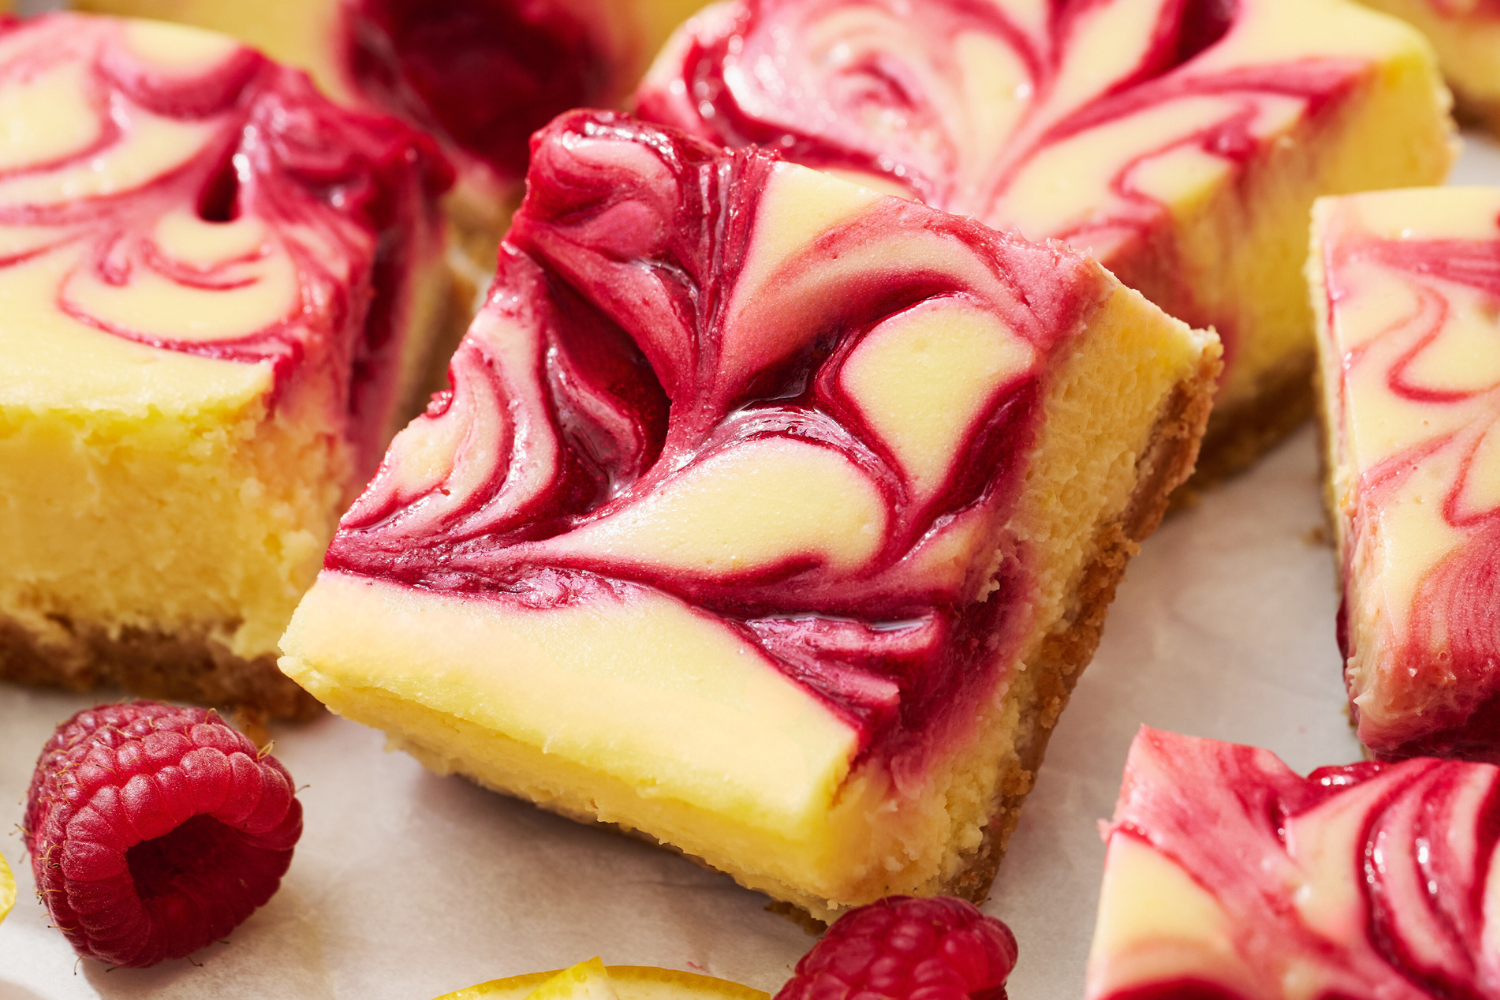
xmin=777 ymin=896 xmax=1018 ymax=1000
xmin=23 ymin=701 xmax=303 ymax=968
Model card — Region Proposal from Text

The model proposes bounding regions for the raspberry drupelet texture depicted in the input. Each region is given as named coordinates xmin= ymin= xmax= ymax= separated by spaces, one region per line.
xmin=777 ymin=897 xmax=1018 ymax=1000
xmin=23 ymin=701 xmax=303 ymax=968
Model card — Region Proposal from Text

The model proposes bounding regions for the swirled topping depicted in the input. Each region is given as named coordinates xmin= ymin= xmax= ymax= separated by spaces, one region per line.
xmin=1086 ymin=727 xmax=1500 ymax=1000
xmin=636 ymin=0 xmax=1423 ymax=372
xmin=340 ymin=0 xmax=709 ymax=189
xmin=1426 ymin=0 xmax=1500 ymax=17
xmin=0 ymin=13 xmax=450 ymax=470
xmin=1313 ymin=188 xmax=1500 ymax=762
xmin=325 ymin=110 xmax=1112 ymax=759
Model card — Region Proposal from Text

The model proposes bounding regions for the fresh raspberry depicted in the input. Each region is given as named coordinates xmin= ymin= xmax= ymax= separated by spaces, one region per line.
xmin=23 ymin=701 xmax=303 ymax=968
xmin=777 ymin=897 xmax=1018 ymax=1000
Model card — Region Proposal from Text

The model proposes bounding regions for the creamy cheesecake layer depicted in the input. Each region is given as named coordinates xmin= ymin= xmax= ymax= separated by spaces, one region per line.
xmin=1310 ymin=188 xmax=1500 ymax=761
xmin=281 ymin=111 xmax=1218 ymax=915
xmin=77 ymin=0 xmax=712 ymax=272
xmin=1086 ymin=728 xmax=1500 ymax=1000
xmin=636 ymin=0 xmax=1454 ymax=480
xmin=0 ymin=14 xmax=450 ymax=716
xmin=1354 ymin=0 xmax=1500 ymax=131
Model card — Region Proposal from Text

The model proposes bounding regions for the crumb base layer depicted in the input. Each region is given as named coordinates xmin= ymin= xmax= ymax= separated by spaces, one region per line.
xmin=0 ymin=614 xmax=319 ymax=719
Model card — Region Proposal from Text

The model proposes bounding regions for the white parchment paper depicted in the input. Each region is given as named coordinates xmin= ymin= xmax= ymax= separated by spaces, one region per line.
xmin=2 ymin=137 xmax=1497 ymax=1000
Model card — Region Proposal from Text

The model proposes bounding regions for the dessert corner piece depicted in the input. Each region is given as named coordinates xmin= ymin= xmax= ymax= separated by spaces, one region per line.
xmin=0 ymin=13 xmax=452 ymax=718
xmin=280 ymin=110 xmax=1220 ymax=918
xmin=1086 ymin=727 xmax=1500 ymax=1000
xmin=1353 ymin=0 xmax=1500 ymax=133
xmin=634 ymin=0 xmax=1455 ymax=484
xmin=1310 ymin=187 xmax=1500 ymax=763
xmin=74 ymin=0 xmax=714 ymax=273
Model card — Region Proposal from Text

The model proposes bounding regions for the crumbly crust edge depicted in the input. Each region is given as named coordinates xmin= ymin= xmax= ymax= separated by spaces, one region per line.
xmin=941 ymin=338 xmax=1221 ymax=910
xmin=0 ymin=614 xmax=322 ymax=720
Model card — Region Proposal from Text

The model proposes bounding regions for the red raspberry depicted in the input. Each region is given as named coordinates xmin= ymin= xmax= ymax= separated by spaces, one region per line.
xmin=777 ymin=897 xmax=1018 ymax=1000
xmin=23 ymin=701 xmax=303 ymax=968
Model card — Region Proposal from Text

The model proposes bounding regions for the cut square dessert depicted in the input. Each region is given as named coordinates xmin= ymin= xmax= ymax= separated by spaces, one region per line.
xmin=1352 ymin=0 xmax=1500 ymax=133
xmin=0 ymin=13 xmax=452 ymax=718
xmin=1310 ymin=187 xmax=1500 ymax=762
xmin=74 ymin=0 xmax=713 ymax=276
xmin=634 ymin=0 xmax=1456 ymax=483
xmin=279 ymin=110 xmax=1220 ymax=917
xmin=1086 ymin=728 xmax=1500 ymax=1000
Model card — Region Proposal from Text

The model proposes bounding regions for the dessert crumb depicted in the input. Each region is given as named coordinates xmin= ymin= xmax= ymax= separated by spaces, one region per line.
xmin=1301 ymin=525 xmax=1331 ymax=548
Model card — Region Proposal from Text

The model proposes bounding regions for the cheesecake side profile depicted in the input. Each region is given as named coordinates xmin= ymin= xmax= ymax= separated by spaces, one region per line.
xmin=1354 ymin=0 xmax=1500 ymax=132
xmin=636 ymin=0 xmax=1456 ymax=483
xmin=281 ymin=110 xmax=1220 ymax=918
xmin=1086 ymin=728 xmax=1500 ymax=1000
xmin=1310 ymin=187 xmax=1500 ymax=762
xmin=0 ymin=13 xmax=452 ymax=718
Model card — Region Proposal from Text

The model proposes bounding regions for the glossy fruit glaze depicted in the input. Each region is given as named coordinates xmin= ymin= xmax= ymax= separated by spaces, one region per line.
xmin=1087 ymin=728 xmax=1500 ymax=1000
xmin=635 ymin=0 xmax=1378 ymax=367
xmin=0 ymin=13 xmax=450 ymax=472
xmin=1316 ymin=191 xmax=1500 ymax=762
xmin=325 ymin=109 xmax=1108 ymax=764
xmin=343 ymin=0 xmax=605 ymax=182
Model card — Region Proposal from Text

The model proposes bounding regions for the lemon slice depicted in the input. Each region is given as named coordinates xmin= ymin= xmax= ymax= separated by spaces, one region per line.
xmin=437 ymin=959 xmax=770 ymax=1000
xmin=0 ymin=851 xmax=14 ymax=926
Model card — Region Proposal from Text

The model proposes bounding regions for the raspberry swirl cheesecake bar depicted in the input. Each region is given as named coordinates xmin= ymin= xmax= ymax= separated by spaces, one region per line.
xmin=635 ymin=0 xmax=1455 ymax=482
xmin=1086 ymin=728 xmax=1500 ymax=1000
xmin=77 ymin=0 xmax=712 ymax=272
xmin=0 ymin=13 xmax=451 ymax=717
xmin=1310 ymin=188 xmax=1500 ymax=762
xmin=1352 ymin=0 xmax=1500 ymax=132
xmin=280 ymin=110 xmax=1220 ymax=916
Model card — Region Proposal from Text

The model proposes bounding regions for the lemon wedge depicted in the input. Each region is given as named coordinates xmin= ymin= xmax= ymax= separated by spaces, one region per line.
xmin=0 ymin=851 xmax=14 ymax=926
xmin=437 ymin=959 xmax=769 ymax=1000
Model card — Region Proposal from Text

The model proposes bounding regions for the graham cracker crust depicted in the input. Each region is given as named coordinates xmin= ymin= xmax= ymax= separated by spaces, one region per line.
xmin=941 ymin=346 xmax=1221 ymax=909
xmin=0 ymin=613 xmax=321 ymax=720
xmin=1454 ymin=90 xmax=1500 ymax=139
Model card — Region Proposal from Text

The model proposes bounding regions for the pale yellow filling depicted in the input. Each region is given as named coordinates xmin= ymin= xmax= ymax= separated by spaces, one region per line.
xmin=2 ymin=382 xmax=344 ymax=661
xmin=1085 ymin=835 xmax=1259 ymax=998
xmin=1148 ymin=0 xmax=1454 ymax=418
xmin=1310 ymin=187 xmax=1500 ymax=733
xmin=281 ymin=256 xmax=1213 ymax=915
xmin=648 ymin=0 xmax=1453 ymax=433
xmin=1355 ymin=0 xmax=1500 ymax=109
xmin=840 ymin=299 xmax=1037 ymax=498
xmin=0 ymin=16 xmax=451 ymax=668
xmin=75 ymin=0 xmax=713 ymax=260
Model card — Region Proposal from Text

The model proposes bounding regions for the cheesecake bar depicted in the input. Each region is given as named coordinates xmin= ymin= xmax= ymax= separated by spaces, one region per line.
xmin=0 ymin=13 xmax=451 ymax=718
xmin=1353 ymin=0 xmax=1500 ymax=132
xmin=280 ymin=110 xmax=1220 ymax=917
xmin=635 ymin=0 xmax=1456 ymax=483
xmin=76 ymin=0 xmax=713 ymax=274
xmin=1086 ymin=728 xmax=1500 ymax=1000
xmin=1310 ymin=187 xmax=1500 ymax=762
